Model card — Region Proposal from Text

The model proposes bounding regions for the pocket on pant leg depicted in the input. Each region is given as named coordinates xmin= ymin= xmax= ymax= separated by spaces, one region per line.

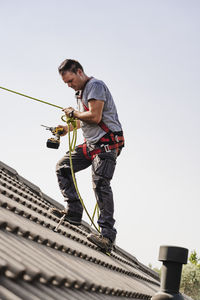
xmin=92 ymin=154 xmax=116 ymax=180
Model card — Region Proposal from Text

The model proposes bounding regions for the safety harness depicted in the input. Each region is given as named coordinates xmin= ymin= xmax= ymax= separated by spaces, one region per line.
xmin=76 ymin=84 xmax=125 ymax=161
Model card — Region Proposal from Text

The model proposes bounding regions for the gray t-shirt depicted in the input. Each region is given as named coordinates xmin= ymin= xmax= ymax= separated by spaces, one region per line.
xmin=77 ymin=77 xmax=122 ymax=144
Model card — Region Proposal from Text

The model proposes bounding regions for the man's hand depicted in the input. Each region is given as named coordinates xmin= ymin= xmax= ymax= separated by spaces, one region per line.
xmin=56 ymin=125 xmax=68 ymax=136
xmin=62 ymin=107 xmax=75 ymax=118
xmin=62 ymin=100 xmax=104 ymax=124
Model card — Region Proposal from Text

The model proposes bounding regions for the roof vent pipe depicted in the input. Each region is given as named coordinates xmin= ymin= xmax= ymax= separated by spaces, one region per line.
xmin=152 ymin=245 xmax=188 ymax=300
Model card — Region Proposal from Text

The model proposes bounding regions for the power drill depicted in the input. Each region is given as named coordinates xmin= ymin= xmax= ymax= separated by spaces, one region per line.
xmin=41 ymin=125 xmax=64 ymax=149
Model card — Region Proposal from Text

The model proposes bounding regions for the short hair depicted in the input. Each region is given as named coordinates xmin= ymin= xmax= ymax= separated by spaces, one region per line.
xmin=58 ymin=59 xmax=84 ymax=75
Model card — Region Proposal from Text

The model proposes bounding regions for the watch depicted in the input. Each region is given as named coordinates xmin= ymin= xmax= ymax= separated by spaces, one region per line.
xmin=69 ymin=110 xmax=74 ymax=118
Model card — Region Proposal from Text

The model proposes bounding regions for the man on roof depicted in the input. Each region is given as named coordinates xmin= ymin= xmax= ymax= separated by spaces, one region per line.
xmin=52 ymin=59 xmax=124 ymax=253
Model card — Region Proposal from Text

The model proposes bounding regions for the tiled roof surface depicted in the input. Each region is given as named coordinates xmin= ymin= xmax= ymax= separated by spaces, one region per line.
xmin=0 ymin=161 xmax=160 ymax=300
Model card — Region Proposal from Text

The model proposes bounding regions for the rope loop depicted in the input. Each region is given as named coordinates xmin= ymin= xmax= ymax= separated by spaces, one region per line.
xmin=62 ymin=115 xmax=100 ymax=232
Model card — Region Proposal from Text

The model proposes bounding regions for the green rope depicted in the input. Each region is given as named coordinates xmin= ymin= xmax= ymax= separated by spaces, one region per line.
xmin=66 ymin=117 xmax=100 ymax=233
xmin=91 ymin=203 xmax=97 ymax=226
xmin=0 ymin=86 xmax=63 ymax=109
xmin=91 ymin=203 xmax=100 ymax=230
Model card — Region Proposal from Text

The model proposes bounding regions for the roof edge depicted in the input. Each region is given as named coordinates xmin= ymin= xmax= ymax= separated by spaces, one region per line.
xmin=42 ymin=192 xmax=64 ymax=210
xmin=0 ymin=160 xmax=64 ymax=210
xmin=115 ymin=245 xmax=160 ymax=281
xmin=0 ymin=161 xmax=18 ymax=177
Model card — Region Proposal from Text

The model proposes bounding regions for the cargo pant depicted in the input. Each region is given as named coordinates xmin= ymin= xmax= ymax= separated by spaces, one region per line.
xmin=56 ymin=143 xmax=120 ymax=242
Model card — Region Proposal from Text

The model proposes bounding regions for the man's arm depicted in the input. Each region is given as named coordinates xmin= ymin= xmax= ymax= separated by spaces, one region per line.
xmin=63 ymin=99 xmax=104 ymax=124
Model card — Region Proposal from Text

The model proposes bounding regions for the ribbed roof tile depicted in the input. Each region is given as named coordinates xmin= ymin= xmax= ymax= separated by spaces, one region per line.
xmin=0 ymin=161 xmax=159 ymax=299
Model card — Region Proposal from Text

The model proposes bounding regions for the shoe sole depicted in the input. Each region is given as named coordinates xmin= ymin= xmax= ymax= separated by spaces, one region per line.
xmin=49 ymin=208 xmax=64 ymax=218
xmin=64 ymin=217 xmax=82 ymax=226
xmin=50 ymin=208 xmax=82 ymax=226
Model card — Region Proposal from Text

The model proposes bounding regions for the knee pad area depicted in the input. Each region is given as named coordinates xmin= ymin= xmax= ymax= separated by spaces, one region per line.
xmin=93 ymin=178 xmax=110 ymax=191
xmin=57 ymin=165 xmax=71 ymax=178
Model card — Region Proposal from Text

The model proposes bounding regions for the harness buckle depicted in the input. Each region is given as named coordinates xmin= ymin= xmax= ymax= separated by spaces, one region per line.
xmin=115 ymin=135 xmax=119 ymax=143
xmin=101 ymin=144 xmax=111 ymax=152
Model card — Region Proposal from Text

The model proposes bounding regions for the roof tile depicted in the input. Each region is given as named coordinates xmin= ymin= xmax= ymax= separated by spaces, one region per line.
xmin=0 ymin=161 xmax=160 ymax=299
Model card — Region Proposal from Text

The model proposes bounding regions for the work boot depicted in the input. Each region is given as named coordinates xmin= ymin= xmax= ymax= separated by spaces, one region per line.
xmin=49 ymin=207 xmax=66 ymax=218
xmin=50 ymin=207 xmax=82 ymax=226
xmin=64 ymin=210 xmax=82 ymax=226
xmin=87 ymin=233 xmax=113 ymax=253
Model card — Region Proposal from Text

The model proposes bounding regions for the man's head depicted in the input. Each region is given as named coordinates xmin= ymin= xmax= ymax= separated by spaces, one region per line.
xmin=58 ymin=59 xmax=88 ymax=91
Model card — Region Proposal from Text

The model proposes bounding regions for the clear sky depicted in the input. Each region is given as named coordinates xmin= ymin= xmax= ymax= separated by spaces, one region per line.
xmin=0 ymin=0 xmax=199 ymax=268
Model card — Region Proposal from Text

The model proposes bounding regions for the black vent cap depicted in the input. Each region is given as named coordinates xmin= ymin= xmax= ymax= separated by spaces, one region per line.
xmin=159 ymin=246 xmax=188 ymax=265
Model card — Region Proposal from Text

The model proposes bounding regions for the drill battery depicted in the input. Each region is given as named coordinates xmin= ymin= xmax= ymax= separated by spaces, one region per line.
xmin=41 ymin=125 xmax=64 ymax=149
